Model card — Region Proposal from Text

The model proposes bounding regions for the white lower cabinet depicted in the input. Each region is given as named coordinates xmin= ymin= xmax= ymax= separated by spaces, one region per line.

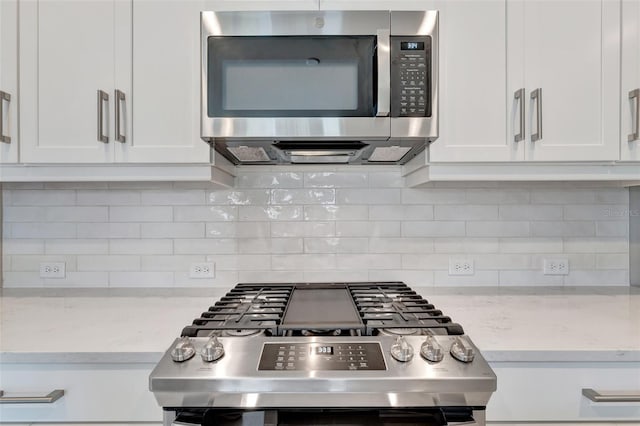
xmin=487 ymin=362 xmax=640 ymax=423
xmin=0 ymin=363 xmax=161 ymax=422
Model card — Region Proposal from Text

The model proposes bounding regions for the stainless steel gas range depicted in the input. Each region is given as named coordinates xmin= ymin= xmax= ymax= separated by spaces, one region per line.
xmin=149 ymin=282 xmax=496 ymax=426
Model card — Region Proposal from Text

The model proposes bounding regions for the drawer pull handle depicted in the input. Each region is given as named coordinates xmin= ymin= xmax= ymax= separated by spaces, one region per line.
xmin=582 ymin=388 xmax=640 ymax=403
xmin=0 ymin=389 xmax=65 ymax=404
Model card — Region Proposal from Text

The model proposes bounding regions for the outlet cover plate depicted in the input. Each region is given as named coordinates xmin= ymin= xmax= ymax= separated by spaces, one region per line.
xmin=190 ymin=262 xmax=215 ymax=279
xmin=39 ymin=262 xmax=66 ymax=278
xmin=448 ymin=258 xmax=474 ymax=276
xmin=543 ymin=259 xmax=569 ymax=275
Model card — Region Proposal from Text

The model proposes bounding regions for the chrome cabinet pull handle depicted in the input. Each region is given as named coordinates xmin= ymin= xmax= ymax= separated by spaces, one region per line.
xmin=0 ymin=90 xmax=11 ymax=143
xmin=530 ymin=88 xmax=542 ymax=142
xmin=514 ymin=88 xmax=525 ymax=142
xmin=115 ymin=89 xmax=126 ymax=143
xmin=629 ymin=89 xmax=640 ymax=142
xmin=582 ymin=388 xmax=640 ymax=403
xmin=0 ymin=389 xmax=65 ymax=404
xmin=376 ymin=29 xmax=390 ymax=117
xmin=97 ymin=90 xmax=109 ymax=143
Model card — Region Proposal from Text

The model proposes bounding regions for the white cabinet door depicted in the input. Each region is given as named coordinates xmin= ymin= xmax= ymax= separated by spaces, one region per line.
xmin=427 ymin=0 xmax=514 ymax=162
xmin=0 ymin=0 xmax=18 ymax=164
xmin=206 ymin=0 xmax=319 ymax=10
xmin=19 ymin=0 xmax=123 ymax=163
xmin=622 ymin=0 xmax=640 ymax=161
xmin=120 ymin=0 xmax=208 ymax=163
xmin=515 ymin=0 xmax=620 ymax=162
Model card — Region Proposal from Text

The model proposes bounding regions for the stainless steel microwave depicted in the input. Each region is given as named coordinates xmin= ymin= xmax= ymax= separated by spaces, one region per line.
xmin=201 ymin=10 xmax=438 ymax=165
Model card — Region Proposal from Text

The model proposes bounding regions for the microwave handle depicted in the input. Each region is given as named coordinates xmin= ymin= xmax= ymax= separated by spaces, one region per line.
xmin=376 ymin=29 xmax=390 ymax=117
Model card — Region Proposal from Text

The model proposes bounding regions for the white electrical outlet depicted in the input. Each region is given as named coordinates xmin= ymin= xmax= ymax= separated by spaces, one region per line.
xmin=39 ymin=262 xmax=66 ymax=278
xmin=448 ymin=258 xmax=474 ymax=276
xmin=190 ymin=262 xmax=215 ymax=279
xmin=543 ymin=258 xmax=569 ymax=275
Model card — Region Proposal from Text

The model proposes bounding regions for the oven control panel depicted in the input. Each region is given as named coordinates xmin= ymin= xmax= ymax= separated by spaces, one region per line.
xmin=390 ymin=36 xmax=431 ymax=118
xmin=258 ymin=342 xmax=386 ymax=371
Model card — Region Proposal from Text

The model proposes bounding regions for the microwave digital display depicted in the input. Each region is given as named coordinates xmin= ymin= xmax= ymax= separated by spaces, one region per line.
xmin=401 ymin=41 xmax=424 ymax=50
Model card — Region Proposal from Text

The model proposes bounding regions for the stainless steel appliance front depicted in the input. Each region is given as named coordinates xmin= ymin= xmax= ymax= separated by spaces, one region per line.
xmin=201 ymin=10 xmax=439 ymax=165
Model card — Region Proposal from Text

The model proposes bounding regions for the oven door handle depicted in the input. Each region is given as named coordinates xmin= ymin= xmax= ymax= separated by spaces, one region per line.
xmin=376 ymin=29 xmax=390 ymax=117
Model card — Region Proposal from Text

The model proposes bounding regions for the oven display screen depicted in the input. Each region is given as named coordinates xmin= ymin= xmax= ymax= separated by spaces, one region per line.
xmin=312 ymin=346 xmax=334 ymax=355
xmin=401 ymin=41 xmax=425 ymax=50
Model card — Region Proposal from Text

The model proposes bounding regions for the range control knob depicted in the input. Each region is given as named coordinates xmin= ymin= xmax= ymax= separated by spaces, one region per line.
xmin=201 ymin=336 xmax=225 ymax=362
xmin=420 ymin=336 xmax=444 ymax=362
xmin=390 ymin=336 xmax=414 ymax=362
xmin=171 ymin=337 xmax=195 ymax=362
xmin=450 ymin=337 xmax=475 ymax=363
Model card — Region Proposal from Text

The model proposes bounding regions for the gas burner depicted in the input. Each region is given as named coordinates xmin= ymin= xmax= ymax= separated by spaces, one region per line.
xmin=378 ymin=328 xmax=420 ymax=336
xmin=301 ymin=329 xmax=342 ymax=336
xmin=222 ymin=329 xmax=264 ymax=337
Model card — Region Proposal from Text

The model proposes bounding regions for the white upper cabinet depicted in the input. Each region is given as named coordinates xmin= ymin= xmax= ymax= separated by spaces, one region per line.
xmin=621 ymin=0 xmax=640 ymax=161
xmin=122 ymin=0 xmax=208 ymax=163
xmin=426 ymin=0 xmax=513 ymax=162
xmin=19 ymin=0 xmax=128 ymax=163
xmin=0 ymin=0 xmax=19 ymax=164
xmin=206 ymin=0 xmax=319 ymax=10
xmin=509 ymin=0 xmax=620 ymax=162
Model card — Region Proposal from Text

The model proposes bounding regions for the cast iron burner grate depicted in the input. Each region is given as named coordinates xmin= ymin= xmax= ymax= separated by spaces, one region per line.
xmin=180 ymin=282 xmax=464 ymax=337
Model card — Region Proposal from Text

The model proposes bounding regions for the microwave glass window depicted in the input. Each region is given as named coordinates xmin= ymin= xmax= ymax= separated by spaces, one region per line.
xmin=208 ymin=36 xmax=375 ymax=117
xmin=222 ymin=60 xmax=358 ymax=111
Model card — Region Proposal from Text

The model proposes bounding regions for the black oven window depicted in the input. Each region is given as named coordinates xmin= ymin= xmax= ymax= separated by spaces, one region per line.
xmin=207 ymin=36 xmax=376 ymax=117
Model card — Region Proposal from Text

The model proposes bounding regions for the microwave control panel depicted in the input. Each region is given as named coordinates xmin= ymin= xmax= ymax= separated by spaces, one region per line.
xmin=390 ymin=36 xmax=431 ymax=118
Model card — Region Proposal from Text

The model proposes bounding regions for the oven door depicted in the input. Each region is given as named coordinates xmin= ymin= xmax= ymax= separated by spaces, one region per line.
xmin=201 ymin=11 xmax=391 ymax=141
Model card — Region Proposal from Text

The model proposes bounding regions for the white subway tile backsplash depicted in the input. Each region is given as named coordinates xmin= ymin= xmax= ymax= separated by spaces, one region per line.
xmin=369 ymin=205 xmax=434 ymax=221
xmin=45 ymin=207 xmax=108 ymax=222
xmin=370 ymin=238 xmax=433 ymax=254
xmin=236 ymin=172 xmax=303 ymax=189
xmin=272 ymin=254 xmax=336 ymax=270
xmin=11 ymin=223 xmax=76 ymax=239
xmin=402 ymin=221 xmax=465 ymax=237
xmin=304 ymin=205 xmax=368 ymax=221
xmin=109 ymin=239 xmax=173 ymax=255
xmin=499 ymin=205 xmax=563 ymax=221
xmin=564 ymin=204 xmax=629 ymax=221
xmin=77 ymin=223 xmax=140 ymax=239
xmin=466 ymin=221 xmax=530 ymax=237
xmin=8 ymin=190 xmax=75 ymax=206
xmin=46 ymin=239 xmax=109 ymax=255
xmin=174 ymin=239 xmax=237 ymax=255
xmin=110 ymin=206 xmax=173 ymax=222
xmin=595 ymin=221 xmax=629 ymax=237
xmin=304 ymin=237 xmax=368 ymax=254
xmin=77 ymin=255 xmax=140 ymax=271
xmin=336 ymin=189 xmax=400 ymax=205
xmin=209 ymin=190 xmax=270 ymax=205
xmin=239 ymin=206 xmax=302 ymax=221
xmin=175 ymin=206 xmax=237 ymax=222
xmin=271 ymin=221 xmax=335 ymax=238
xmin=142 ymin=223 xmax=205 ymax=238
xmin=433 ymin=238 xmax=499 ymax=254
xmin=305 ymin=172 xmax=368 ymax=188
xmin=3 ymin=239 xmax=45 ymax=255
xmin=77 ymin=190 xmax=140 ymax=206
xmin=1 ymin=169 xmax=631 ymax=288
xmin=335 ymin=221 xmax=401 ymax=237
xmin=336 ymin=254 xmax=401 ymax=270
xmin=434 ymin=205 xmax=498 ymax=221
xmin=271 ymin=189 xmax=335 ymax=205
xmin=141 ymin=190 xmax=205 ymax=205
xmin=530 ymin=221 xmax=595 ymax=237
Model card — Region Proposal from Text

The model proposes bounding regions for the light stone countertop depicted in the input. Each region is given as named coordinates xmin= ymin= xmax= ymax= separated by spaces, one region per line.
xmin=1 ymin=287 xmax=639 ymax=364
